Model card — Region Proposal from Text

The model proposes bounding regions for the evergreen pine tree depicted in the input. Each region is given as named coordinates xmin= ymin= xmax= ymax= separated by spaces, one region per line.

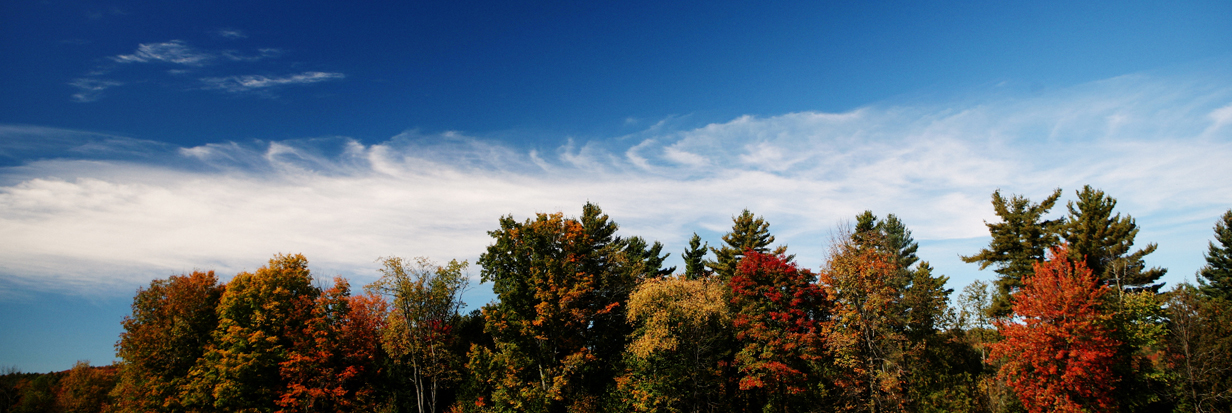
xmin=1198 ymin=209 xmax=1232 ymax=301
xmin=1061 ymin=185 xmax=1166 ymax=291
xmin=880 ymin=214 xmax=920 ymax=270
xmin=851 ymin=211 xmax=918 ymax=267
xmin=683 ymin=232 xmax=710 ymax=280
xmin=961 ymin=189 xmax=1064 ymax=317
xmin=851 ymin=211 xmax=921 ymax=290
xmin=707 ymin=209 xmax=788 ymax=279
xmin=852 ymin=210 xmax=880 ymax=248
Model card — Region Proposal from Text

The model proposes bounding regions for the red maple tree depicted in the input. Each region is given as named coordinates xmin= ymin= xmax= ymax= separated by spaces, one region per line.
xmin=729 ymin=250 xmax=827 ymax=409
xmin=990 ymin=244 xmax=1119 ymax=413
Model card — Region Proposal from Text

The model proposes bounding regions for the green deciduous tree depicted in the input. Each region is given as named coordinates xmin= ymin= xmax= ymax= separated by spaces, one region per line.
xmin=1106 ymin=288 xmax=1171 ymax=412
xmin=3 ymin=369 xmax=61 ymax=413
xmin=372 ymin=257 xmax=468 ymax=413
xmin=954 ymin=280 xmax=993 ymax=361
xmin=953 ymin=279 xmax=1018 ymax=413
xmin=1164 ymin=285 xmax=1232 ymax=412
xmin=112 ymin=270 xmax=223 ymax=413
xmin=1198 ymin=209 xmax=1232 ymax=301
xmin=962 ymin=189 xmax=1064 ymax=317
xmin=900 ymin=263 xmax=983 ymax=413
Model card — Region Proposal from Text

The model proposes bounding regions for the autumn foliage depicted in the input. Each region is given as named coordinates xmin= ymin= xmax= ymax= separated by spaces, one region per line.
xmin=112 ymin=270 xmax=222 ymax=413
xmin=819 ymin=236 xmax=911 ymax=412
xmin=619 ymin=276 xmax=732 ymax=412
xmin=729 ymin=251 xmax=827 ymax=409
xmin=990 ymin=244 xmax=1119 ymax=413
xmin=9 ymin=196 xmax=1230 ymax=413
xmin=277 ymin=277 xmax=387 ymax=412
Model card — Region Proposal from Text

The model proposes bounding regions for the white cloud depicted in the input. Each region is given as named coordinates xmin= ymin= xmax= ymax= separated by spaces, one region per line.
xmin=1207 ymin=103 xmax=1232 ymax=135
xmin=111 ymin=40 xmax=283 ymax=67
xmin=5 ymin=71 xmax=1232 ymax=297
xmin=78 ymin=40 xmax=312 ymax=101
xmin=68 ymin=79 xmax=123 ymax=102
xmin=112 ymin=40 xmax=214 ymax=66
xmin=214 ymin=28 xmax=248 ymax=40
xmin=200 ymin=72 xmax=346 ymax=93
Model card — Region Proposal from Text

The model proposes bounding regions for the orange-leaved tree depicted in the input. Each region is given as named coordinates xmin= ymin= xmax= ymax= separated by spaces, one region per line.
xmin=278 ymin=277 xmax=387 ymax=412
xmin=57 ymin=361 xmax=118 ymax=413
xmin=112 ymin=270 xmax=223 ymax=413
xmin=990 ymin=244 xmax=1119 ymax=413
xmin=819 ymin=233 xmax=909 ymax=412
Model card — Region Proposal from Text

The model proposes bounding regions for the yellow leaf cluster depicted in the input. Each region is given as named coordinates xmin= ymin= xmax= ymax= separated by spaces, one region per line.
xmin=626 ymin=276 xmax=730 ymax=358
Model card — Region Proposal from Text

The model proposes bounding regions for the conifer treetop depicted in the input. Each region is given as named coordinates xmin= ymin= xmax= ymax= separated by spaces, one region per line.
xmin=707 ymin=209 xmax=789 ymax=279
xmin=1062 ymin=185 xmax=1166 ymax=291
xmin=961 ymin=189 xmax=1064 ymax=317
xmin=1199 ymin=209 xmax=1232 ymax=300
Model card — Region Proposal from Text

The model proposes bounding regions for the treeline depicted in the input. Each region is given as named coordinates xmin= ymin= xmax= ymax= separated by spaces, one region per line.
xmin=3 ymin=186 xmax=1232 ymax=413
xmin=0 ymin=363 xmax=117 ymax=413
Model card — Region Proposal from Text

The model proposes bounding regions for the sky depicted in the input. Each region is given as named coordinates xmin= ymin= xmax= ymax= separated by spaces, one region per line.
xmin=2 ymin=0 xmax=1230 ymax=373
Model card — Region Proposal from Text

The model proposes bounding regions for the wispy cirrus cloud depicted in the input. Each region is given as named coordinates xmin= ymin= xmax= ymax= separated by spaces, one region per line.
xmin=213 ymin=28 xmax=248 ymax=40
xmin=111 ymin=40 xmax=215 ymax=66
xmin=111 ymin=40 xmax=280 ymax=66
xmin=67 ymin=78 xmax=123 ymax=102
xmin=200 ymin=72 xmax=346 ymax=93
xmin=71 ymin=38 xmax=325 ymax=102
xmin=8 ymin=70 xmax=1232 ymax=297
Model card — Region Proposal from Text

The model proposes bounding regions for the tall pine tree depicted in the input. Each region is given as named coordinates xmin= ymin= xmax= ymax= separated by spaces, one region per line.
xmin=1198 ymin=209 xmax=1232 ymax=301
xmin=707 ymin=209 xmax=788 ymax=279
xmin=1061 ymin=185 xmax=1166 ymax=291
xmin=962 ymin=189 xmax=1064 ymax=317
xmin=852 ymin=211 xmax=919 ymax=270
xmin=849 ymin=212 xmax=974 ymax=411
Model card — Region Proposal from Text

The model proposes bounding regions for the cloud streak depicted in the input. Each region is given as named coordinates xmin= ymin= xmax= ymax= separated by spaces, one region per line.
xmin=111 ymin=40 xmax=280 ymax=67
xmin=6 ymin=71 xmax=1232 ymax=297
xmin=71 ymin=39 xmax=315 ymax=101
xmin=112 ymin=40 xmax=215 ymax=66
xmin=200 ymin=72 xmax=346 ymax=93
xmin=214 ymin=29 xmax=248 ymax=40
xmin=68 ymin=78 xmax=123 ymax=102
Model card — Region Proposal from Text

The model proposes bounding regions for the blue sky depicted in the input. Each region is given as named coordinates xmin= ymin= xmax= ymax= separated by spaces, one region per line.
xmin=2 ymin=0 xmax=1231 ymax=373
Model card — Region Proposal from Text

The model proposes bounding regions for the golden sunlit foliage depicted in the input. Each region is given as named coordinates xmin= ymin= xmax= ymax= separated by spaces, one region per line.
xmin=619 ymin=276 xmax=732 ymax=412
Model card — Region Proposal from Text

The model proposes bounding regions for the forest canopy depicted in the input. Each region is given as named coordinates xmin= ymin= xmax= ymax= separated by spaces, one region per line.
xmin=4 ymin=190 xmax=1232 ymax=413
